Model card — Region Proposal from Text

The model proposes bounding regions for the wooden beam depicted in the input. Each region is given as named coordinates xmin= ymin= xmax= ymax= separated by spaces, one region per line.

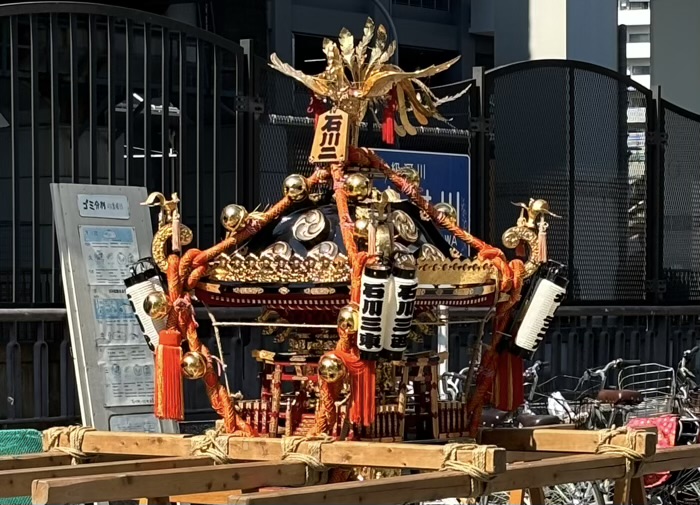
xmin=46 ymin=431 xmax=505 ymax=472
xmin=478 ymin=428 xmax=657 ymax=457
xmin=0 ymin=452 xmax=72 ymax=471
xmin=32 ymin=461 xmax=307 ymax=505
xmin=0 ymin=451 xmax=141 ymax=471
xmin=0 ymin=456 xmax=212 ymax=498
xmin=51 ymin=431 xmax=193 ymax=457
xmin=229 ymin=454 xmax=631 ymax=505
xmin=223 ymin=439 xmax=505 ymax=472
xmin=644 ymin=444 xmax=700 ymax=474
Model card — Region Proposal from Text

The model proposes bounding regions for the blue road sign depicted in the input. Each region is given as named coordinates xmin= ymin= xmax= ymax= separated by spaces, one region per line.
xmin=373 ymin=148 xmax=470 ymax=254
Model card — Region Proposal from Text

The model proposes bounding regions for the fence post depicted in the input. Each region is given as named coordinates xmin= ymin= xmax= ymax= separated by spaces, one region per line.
xmin=239 ymin=39 xmax=262 ymax=209
xmin=471 ymin=66 xmax=489 ymax=242
xmin=647 ymin=86 xmax=666 ymax=303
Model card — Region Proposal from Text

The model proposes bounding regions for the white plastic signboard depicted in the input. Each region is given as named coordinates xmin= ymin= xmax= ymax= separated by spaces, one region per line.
xmin=51 ymin=183 xmax=177 ymax=434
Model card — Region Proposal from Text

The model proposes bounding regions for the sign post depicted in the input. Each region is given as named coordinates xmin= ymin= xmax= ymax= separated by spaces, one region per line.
xmin=374 ymin=149 xmax=470 ymax=386
xmin=51 ymin=183 xmax=177 ymax=434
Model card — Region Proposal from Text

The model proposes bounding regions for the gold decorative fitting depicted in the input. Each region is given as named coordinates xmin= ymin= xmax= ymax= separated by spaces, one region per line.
xmin=391 ymin=209 xmax=419 ymax=243
xmin=293 ymin=209 xmax=327 ymax=242
xmin=344 ymin=173 xmax=372 ymax=200
xmin=143 ymin=291 xmax=170 ymax=320
xmin=283 ymin=174 xmax=309 ymax=202
xmin=419 ymin=243 xmax=446 ymax=262
xmin=269 ymin=17 xmax=464 ymax=143
xmin=395 ymin=167 xmax=421 ymax=187
xmin=337 ymin=303 xmax=360 ymax=333
xmin=504 ymin=198 xmax=560 ymax=279
xmin=209 ymin=246 xmax=350 ymax=284
xmin=318 ymin=354 xmax=346 ymax=383
xmin=416 ymin=258 xmax=497 ymax=287
xmin=181 ymin=352 xmax=208 ymax=380
xmin=146 ymin=192 xmax=193 ymax=271
xmin=220 ymin=204 xmax=248 ymax=233
xmin=434 ymin=202 xmax=458 ymax=222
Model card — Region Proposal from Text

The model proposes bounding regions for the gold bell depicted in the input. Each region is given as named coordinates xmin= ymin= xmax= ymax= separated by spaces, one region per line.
xmin=220 ymin=204 xmax=248 ymax=232
xmin=344 ymin=173 xmax=371 ymax=200
xmin=181 ymin=351 xmax=208 ymax=380
xmin=337 ymin=303 xmax=360 ymax=333
xmin=143 ymin=291 xmax=170 ymax=320
xmin=283 ymin=174 xmax=308 ymax=202
xmin=435 ymin=202 xmax=458 ymax=222
xmin=318 ymin=353 xmax=346 ymax=383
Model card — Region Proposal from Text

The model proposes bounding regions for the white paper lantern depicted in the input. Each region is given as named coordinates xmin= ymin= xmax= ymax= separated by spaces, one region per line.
xmin=513 ymin=262 xmax=568 ymax=359
xmin=357 ymin=264 xmax=392 ymax=361
xmin=381 ymin=264 xmax=418 ymax=360
xmin=124 ymin=259 xmax=168 ymax=350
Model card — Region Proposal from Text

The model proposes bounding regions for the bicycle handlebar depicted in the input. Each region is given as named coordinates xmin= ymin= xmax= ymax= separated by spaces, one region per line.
xmin=684 ymin=346 xmax=700 ymax=358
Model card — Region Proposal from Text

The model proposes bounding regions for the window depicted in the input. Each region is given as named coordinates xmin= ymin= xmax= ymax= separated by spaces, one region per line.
xmin=392 ymin=0 xmax=450 ymax=11
xmin=620 ymin=0 xmax=649 ymax=9
xmin=629 ymin=33 xmax=650 ymax=43
xmin=631 ymin=65 xmax=650 ymax=75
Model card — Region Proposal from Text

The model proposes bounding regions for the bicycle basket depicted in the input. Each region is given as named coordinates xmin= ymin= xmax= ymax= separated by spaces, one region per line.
xmin=618 ymin=363 xmax=676 ymax=418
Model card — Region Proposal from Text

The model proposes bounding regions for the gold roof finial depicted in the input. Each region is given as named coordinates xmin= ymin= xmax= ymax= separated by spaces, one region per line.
xmin=269 ymin=18 xmax=465 ymax=138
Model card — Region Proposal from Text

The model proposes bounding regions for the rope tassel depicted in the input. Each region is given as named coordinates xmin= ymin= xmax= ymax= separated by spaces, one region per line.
xmin=155 ymin=328 xmax=184 ymax=421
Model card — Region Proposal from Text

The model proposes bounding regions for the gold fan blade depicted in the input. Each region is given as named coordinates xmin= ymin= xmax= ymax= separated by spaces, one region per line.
xmin=362 ymin=56 xmax=461 ymax=98
xmin=338 ymin=27 xmax=355 ymax=74
xmin=394 ymin=123 xmax=407 ymax=137
xmin=269 ymin=53 xmax=330 ymax=97
xmin=401 ymin=82 xmax=429 ymax=125
xmin=396 ymin=85 xmax=417 ymax=136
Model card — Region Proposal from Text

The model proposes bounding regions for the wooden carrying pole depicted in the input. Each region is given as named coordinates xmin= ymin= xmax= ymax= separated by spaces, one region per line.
xmin=43 ymin=430 xmax=506 ymax=472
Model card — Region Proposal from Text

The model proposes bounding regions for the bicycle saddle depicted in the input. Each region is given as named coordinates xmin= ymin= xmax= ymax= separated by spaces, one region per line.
xmin=516 ymin=413 xmax=562 ymax=428
xmin=596 ymin=389 xmax=643 ymax=405
xmin=481 ymin=407 xmax=511 ymax=428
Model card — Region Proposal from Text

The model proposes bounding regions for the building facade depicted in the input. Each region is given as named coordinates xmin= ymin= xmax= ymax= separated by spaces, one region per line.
xmin=620 ymin=0 xmax=651 ymax=89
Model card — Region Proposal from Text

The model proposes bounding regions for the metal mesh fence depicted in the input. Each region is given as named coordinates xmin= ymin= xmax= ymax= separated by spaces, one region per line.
xmin=661 ymin=102 xmax=700 ymax=302
xmin=487 ymin=64 xmax=649 ymax=302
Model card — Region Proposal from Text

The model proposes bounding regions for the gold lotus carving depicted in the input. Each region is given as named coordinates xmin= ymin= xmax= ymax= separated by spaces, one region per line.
xmin=416 ymin=258 xmax=497 ymax=287
xmin=208 ymin=247 xmax=496 ymax=287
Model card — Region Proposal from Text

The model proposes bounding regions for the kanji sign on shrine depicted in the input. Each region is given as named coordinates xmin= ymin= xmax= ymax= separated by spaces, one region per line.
xmin=309 ymin=109 xmax=350 ymax=163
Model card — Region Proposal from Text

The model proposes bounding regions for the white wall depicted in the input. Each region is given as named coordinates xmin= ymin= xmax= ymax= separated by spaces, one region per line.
xmin=495 ymin=0 xmax=618 ymax=69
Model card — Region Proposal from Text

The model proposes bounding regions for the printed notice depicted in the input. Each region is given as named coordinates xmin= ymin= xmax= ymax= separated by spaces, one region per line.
xmin=80 ymin=226 xmax=139 ymax=286
xmin=78 ymin=194 xmax=130 ymax=219
xmin=98 ymin=345 xmax=154 ymax=407
xmin=92 ymin=286 xmax=145 ymax=347
xmin=109 ymin=413 xmax=161 ymax=433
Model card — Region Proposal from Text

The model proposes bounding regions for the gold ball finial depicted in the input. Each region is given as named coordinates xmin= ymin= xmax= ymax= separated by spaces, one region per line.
xmin=220 ymin=204 xmax=248 ymax=232
xmin=337 ymin=303 xmax=360 ymax=333
xmin=396 ymin=167 xmax=420 ymax=187
xmin=284 ymin=174 xmax=309 ymax=202
xmin=181 ymin=351 xmax=208 ymax=380
xmin=435 ymin=202 xmax=458 ymax=222
xmin=344 ymin=173 xmax=371 ymax=200
xmin=318 ymin=353 xmax=346 ymax=383
xmin=143 ymin=291 xmax=170 ymax=320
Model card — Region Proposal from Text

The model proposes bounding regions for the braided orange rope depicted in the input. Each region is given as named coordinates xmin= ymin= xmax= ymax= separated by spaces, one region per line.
xmin=161 ymin=171 xmax=327 ymax=434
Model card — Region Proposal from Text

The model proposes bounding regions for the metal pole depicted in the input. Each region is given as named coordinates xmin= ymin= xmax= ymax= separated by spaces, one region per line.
xmin=369 ymin=0 xmax=399 ymax=65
